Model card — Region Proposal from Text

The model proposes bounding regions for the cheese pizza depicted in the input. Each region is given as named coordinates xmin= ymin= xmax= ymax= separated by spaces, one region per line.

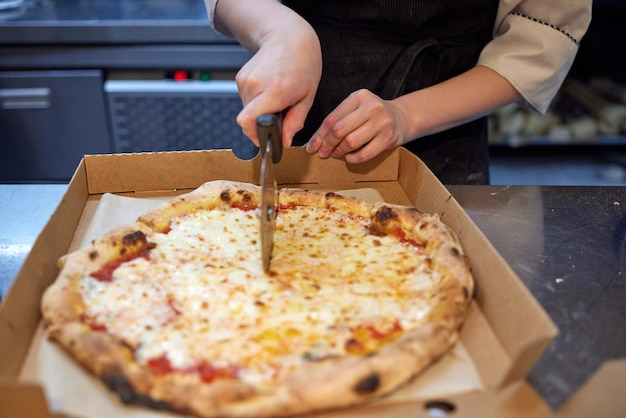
xmin=40 ymin=180 xmax=474 ymax=417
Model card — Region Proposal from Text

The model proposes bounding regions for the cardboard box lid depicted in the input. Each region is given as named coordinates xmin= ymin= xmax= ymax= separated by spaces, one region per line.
xmin=82 ymin=148 xmax=399 ymax=194
xmin=0 ymin=147 xmax=564 ymax=416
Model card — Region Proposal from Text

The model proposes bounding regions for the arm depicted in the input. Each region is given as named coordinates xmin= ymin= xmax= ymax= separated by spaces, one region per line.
xmin=306 ymin=66 xmax=520 ymax=163
xmin=306 ymin=0 xmax=592 ymax=163
xmin=206 ymin=0 xmax=322 ymax=147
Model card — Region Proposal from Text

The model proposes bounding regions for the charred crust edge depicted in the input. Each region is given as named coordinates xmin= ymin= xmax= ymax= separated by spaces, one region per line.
xmin=354 ymin=373 xmax=380 ymax=394
xmin=103 ymin=372 xmax=175 ymax=412
xmin=220 ymin=189 xmax=232 ymax=202
xmin=122 ymin=230 xmax=147 ymax=247
xmin=236 ymin=189 xmax=253 ymax=203
xmin=374 ymin=206 xmax=398 ymax=223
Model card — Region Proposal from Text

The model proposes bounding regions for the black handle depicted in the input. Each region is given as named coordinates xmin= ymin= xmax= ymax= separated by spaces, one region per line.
xmin=257 ymin=114 xmax=283 ymax=164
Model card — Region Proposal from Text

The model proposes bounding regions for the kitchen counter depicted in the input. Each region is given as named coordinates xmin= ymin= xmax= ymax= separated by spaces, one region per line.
xmin=0 ymin=0 xmax=252 ymax=70
xmin=0 ymin=0 xmax=225 ymax=44
xmin=1 ymin=184 xmax=625 ymax=410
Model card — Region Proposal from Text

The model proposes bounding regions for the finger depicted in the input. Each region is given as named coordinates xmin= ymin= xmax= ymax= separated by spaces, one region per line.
xmin=237 ymin=94 xmax=287 ymax=147
xmin=236 ymin=108 xmax=261 ymax=147
xmin=331 ymin=118 xmax=383 ymax=159
xmin=282 ymin=106 xmax=308 ymax=148
xmin=305 ymin=125 xmax=327 ymax=154
xmin=316 ymin=102 xmax=363 ymax=158
xmin=343 ymin=134 xmax=390 ymax=164
xmin=234 ymin=63 xmax=258 ymax=107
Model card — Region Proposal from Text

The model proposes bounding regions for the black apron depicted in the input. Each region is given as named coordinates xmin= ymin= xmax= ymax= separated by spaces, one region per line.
xmin=283 ymin=0 xmax=498 ymax=184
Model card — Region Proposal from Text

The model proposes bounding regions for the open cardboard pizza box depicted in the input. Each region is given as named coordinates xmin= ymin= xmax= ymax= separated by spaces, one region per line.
xmin=0 ymin=147 xmax=622 ymax=417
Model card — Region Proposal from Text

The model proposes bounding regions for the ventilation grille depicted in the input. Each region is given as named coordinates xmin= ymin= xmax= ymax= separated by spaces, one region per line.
xmin=105 ymin=80 xmax=258 ymax=160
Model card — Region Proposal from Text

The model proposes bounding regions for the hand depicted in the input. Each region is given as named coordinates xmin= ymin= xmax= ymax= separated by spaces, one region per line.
xmin=234 ymin=29 xmax=322 ymax=149
xmin=305 ymin=89 xmax=411 ymax=164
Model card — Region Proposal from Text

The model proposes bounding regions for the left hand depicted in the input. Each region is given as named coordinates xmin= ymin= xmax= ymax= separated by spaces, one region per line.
xmin=305 ymin=89 xmax=410 ymax=164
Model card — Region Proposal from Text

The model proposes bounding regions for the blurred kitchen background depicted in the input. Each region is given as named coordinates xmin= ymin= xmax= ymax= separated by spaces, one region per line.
xmin=1 ymin=0 xmax=625 ymax=186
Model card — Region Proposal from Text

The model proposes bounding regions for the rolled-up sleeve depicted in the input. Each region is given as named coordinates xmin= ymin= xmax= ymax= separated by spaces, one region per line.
xmin=204 ymin=0 xmax=233 ymax=36
xmin=478 ymin=0 xmax=592 ymax=114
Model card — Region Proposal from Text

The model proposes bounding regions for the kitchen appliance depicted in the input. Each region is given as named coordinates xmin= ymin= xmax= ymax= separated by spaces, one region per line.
xmin=0 ymin=0 xmax=253 ymax=182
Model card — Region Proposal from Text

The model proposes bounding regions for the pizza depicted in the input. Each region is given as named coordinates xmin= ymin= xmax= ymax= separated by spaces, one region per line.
xmin=40 ymin=180 xmax=475 ymax=418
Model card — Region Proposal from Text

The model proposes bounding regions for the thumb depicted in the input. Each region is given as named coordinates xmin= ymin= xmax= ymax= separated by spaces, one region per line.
xmin=281 ymin=104 xmax=310 ymax=148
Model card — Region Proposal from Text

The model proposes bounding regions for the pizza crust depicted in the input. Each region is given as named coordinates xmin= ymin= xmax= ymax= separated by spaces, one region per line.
xmin=40 ymin=180 xmax=475 ymax=418
xmin=41 ymin=222 xmax=155 ymax=328
xmin=138 ymin=180 xmax=261 ymax=232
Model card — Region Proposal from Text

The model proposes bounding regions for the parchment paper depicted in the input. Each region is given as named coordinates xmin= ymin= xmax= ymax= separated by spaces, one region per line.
xmin=21 ymin=190 xmax=485 ymax=417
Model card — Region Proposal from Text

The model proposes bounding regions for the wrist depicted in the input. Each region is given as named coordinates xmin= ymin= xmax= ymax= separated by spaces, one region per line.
xmin=392 ymin=93 xmax=436 ymax=144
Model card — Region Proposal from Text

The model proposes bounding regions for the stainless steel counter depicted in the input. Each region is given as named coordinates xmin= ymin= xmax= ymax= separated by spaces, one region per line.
xmin=1 ymin=184 xmax=625 ymax=410
xmin=0 ymin=0 xmax=225 ymax=44
xmin=0 ymin=184 xmax=67 ymax=295
xmin=0 ymin=0 xmax=252 ymax=72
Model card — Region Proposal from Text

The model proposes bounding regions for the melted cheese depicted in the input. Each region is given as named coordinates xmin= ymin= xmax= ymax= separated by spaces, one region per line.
xmin=80 ymin=205 xmax=437 ymax=385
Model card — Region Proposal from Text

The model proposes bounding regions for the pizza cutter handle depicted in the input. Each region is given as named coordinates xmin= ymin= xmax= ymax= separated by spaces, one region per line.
xmin=257 ymin=114 xmax=283 ymax=164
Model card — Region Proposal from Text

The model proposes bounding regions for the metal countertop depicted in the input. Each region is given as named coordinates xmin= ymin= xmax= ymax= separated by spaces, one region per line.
xmin=0 ymin=0 xmax=251 ymax=74
xmin=1 ymin=184 xmax=625 ymax=410
xmin=0 ymin=0 xmax=228 ymax=44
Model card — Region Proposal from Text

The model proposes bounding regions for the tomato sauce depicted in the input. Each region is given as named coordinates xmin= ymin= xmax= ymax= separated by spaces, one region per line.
xmin=147 ymin=355 xmax=239 ymax=383
xmin=346 ymin=320 xmax=404 ymax=355
xmin=90 ymin=248 xmax=152 ymax=282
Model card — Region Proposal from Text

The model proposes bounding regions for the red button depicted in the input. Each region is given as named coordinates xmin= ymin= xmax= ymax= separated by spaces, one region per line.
xmin=173 ymin=71 xmax=189 ymax=81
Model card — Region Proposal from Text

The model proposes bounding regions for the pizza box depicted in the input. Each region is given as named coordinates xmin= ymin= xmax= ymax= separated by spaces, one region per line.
xmin=0 ymin=147 xmax=614 ymax=417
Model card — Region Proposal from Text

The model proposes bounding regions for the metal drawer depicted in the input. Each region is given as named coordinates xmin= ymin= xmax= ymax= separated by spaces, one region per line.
xmin=0 ymin=70 xmax=111 ymax=182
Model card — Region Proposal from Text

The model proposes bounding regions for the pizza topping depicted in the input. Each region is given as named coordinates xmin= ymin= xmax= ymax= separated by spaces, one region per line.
xmin=90 ymin=231 xmax=155 ymax=282
xmin=82 ymin=314 xmax=108 ymax=331
xmin=79 ymin=201 xmax=443 ymax=385
xmin=148 ymin=355 xmax=240 ymax=383
xmin=345 ymin=320 xmax=404 ymax=355
xmin=147 ymin=354 xmax=175 ymax=375
xmin=195 ymin=361 xmax=240 ymax=383
xmin=42 ymin=182 xmax=475 ymax=418
xmin=90 ymin=246 xmax=152 ymax=282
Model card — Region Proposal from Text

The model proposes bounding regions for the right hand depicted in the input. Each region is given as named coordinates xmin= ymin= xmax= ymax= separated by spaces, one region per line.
xmin=234 ymin=26 xmax=322 ymax=148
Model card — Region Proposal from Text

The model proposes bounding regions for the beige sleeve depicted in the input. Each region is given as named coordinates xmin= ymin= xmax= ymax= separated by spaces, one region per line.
xmin=478 ymin=0 xmax=592 ymax=114
xmin=204 ymin=0 xmax=234 ymax=37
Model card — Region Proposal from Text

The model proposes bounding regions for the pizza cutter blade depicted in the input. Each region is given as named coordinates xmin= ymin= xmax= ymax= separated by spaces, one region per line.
xmin=258 ymin=114 xmax=283 ymax=272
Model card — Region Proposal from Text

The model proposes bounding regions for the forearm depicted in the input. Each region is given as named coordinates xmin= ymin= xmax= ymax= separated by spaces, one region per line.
xmin=207 ymin=0 xmax=322 ymax=146
xmin=396 ymin=65 xmax=521 ymax=142
xmin=213 ymin=0 xmax=315 ymax=52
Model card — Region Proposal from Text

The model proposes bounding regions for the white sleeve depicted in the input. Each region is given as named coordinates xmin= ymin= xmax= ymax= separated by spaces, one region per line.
xmin=204 ymin=0 xmax=234 ymax=37
xmin=478 ymin=0 xmax=592 ymax=114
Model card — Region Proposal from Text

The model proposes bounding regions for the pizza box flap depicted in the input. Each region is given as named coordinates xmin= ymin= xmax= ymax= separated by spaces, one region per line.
xmin=0 ymin=147 xmax=568 ymax=417
xmin=82 ymin=148 xmax=399 ymax=195
xmin=395 ymin=150 xmax=560 ymax=386
xmin=0 ymin=380 xmax=52 ymax=418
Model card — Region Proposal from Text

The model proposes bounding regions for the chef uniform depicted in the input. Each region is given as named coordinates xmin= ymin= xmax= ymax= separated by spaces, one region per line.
xmin=206 ymin=0 xmax=591 ymax=184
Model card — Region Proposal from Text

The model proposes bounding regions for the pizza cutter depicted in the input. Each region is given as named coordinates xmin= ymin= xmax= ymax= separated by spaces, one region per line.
xmin=257 ymin=114 xmax=283 ymax=272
